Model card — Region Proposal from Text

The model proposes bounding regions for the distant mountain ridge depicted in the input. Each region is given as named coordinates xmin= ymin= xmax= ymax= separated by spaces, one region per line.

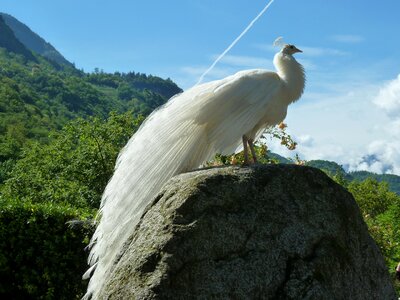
xmin=306 ymin=159 xmax=400 ymax=195
xmin=0 ymin=12 xmax=72 ymax=67
xmin=266 ymin=153 xmax=400 ymax=195
xmin=0 ymin=15 xmax=36 ymax=61
xmin=0 ymin=13 xmax=181 ymax=171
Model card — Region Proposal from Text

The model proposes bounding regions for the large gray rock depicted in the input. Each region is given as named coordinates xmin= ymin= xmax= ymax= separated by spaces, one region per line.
xmin=99 ymin=165 xmax=397 ymax=299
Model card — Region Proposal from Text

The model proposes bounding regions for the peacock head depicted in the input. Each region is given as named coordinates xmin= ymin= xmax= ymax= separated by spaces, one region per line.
xmin=281 ymin=44 xmax=302 ymax=55
xmin=273 ymin=37 xmax=302 ymax=55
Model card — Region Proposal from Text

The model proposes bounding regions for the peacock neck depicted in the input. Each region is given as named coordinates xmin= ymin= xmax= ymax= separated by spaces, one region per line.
xmin=274 ymin=52 xmax=305 ymax=104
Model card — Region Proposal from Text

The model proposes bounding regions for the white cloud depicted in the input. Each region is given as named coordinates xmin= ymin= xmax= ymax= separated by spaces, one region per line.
xmin=330 ymin=34 xmax=364 ymax=43
xmin=373 ymin=74 xmax=400 ymax=119
xmin=264 ymin=77 xmax=399 ymax=173
xmin=346 ymin=75 xmax=400 ymax=175
xmin=296 ymin=135 xmax=314 ymax=147
xmin=342 ymin=74 xmax=400 ymax=175
xmin=348 ymin=140 xmax=400 ymax=175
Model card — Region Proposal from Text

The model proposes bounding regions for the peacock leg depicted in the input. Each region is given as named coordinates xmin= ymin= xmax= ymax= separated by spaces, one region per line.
xmin=242 ymin=135 xmax=250 ymax=165
xmin=248 ymin=138 xmax=257 ymax=163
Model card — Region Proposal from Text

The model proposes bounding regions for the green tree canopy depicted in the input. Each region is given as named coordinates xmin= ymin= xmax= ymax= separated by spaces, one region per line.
xmin=1 ymin=112 xmax=143 ymax=209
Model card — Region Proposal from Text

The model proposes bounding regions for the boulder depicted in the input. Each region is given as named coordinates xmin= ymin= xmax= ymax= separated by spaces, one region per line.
xmin=99 ymin=165 xmax=397 ymax=299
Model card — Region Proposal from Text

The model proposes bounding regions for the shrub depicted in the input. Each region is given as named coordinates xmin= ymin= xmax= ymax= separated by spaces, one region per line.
xmin=345 ymin=178 xmax=400 ymax=294
xmin=0 ymin=197 xmax=94 ymax=299
xmin=347 ymin=178 xmax=398 ymax=218
xmin=1 ymin=112 xmax=143 ymax=209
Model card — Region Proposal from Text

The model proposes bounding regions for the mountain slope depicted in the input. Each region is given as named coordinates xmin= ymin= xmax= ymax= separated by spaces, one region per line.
xmin=306 ymin=159 xmax=400 ymax=195
xmin=0 ymin=15 xmax=36 ymax=61
xmin=0 ymin=14 xmax=181 ymax=167
xmin=261 ymin=154 xmax=400 ymax=195
xmin=349 ymin=171 xmax=400 ymax=195
xmin=0 ymin=48 xmax=181 ymax=163
xmin=0 ymin=13 xmax=72 ymax=67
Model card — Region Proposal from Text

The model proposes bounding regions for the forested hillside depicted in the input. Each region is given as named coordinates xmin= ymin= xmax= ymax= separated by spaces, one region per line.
xmin=0 ymin=14 xmax=181 ymax=183
xmin=0 ymin=14 xmax=183 ymax=297
xmin=0 ymin=13 xmax=72 ymax=67
xmin=0 ymin=15 xmax=36 ymax=61
xmin=306 ymin=160 xmax=400 ymax=195
xmin=258 ymin=154 xmax=400 ymax=196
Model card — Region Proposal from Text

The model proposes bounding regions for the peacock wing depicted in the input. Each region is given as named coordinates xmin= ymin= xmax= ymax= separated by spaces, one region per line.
xmin=192 ymin=69 xmax=283 ymax=154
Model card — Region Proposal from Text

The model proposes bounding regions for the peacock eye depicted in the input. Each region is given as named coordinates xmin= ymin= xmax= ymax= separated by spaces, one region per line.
xmin=290 ymin=45 xmax=294 ymax=49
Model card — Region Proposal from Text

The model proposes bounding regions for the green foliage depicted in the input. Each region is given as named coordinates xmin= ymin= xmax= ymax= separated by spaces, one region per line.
xmin=208 ymin=143 xmax=272 ymax=166
xmin=334 ymin=177 xmax=400 ymax=292
xmin=346 ymin=179 xmax=400 ymax=263
xmin=303 ymin=161 xmax=400 ymax=197
xmin=0 ymin=197 xmax=95 ymax=299
xmin=367 ymin=204 xmax=400 ymax=276
xmin=350 ymin=171 xmax=400 ymax=195
xmin=0 ymin=30 xmax=182 ymax=297
xmin=347 ymin=179 xmax=398 ymax=218
xmin=0 ymin=159 xmax=15 ymax=183
xmin=0 ymin=111 xmax=143 ymax=298
xmin=0 ymin=15 xmax=36 ymax=61
xmin=0 ymin=12 xmax=73 ymax=67
xmin=0 ymin=46 xmax=180 ymax=187
xmin=265 ymin=151 xmax=291 ymax=164
xmin=86 ymin=71 xmax=181 ymax=100
xmin=208 ymin=123 xmax=299 ymax=166
xmin=306 ymin=160 xmax=346 ymax=176
xmin=330 ymin=171 xmax=349 ymax=188
xmin=1 ymin=112 xmax=143 ymax=209
xmin=87 ymin=71 xmax=181 ymax=116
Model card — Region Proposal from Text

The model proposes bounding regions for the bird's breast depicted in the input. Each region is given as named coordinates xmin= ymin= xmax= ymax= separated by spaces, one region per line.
xmin=263 ymin=100 xmax=288 ymax=125
xmin=246 ymin=99 xmax=288 ymax=139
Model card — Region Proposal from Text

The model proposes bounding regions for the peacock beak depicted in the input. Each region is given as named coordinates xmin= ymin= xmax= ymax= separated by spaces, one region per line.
xmin=294 ymin=47 xmax=303 ymax=53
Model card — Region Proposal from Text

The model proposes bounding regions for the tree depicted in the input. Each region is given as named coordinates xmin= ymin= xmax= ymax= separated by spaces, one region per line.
xmin=347 ymin=178 xmax=398 ymax=218
xmin=1 ymin=112 xmax=143 ymax=209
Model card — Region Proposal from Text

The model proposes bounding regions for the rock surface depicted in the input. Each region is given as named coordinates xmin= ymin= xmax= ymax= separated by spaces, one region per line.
xmin=99 ymin=165 xmax=397 ymax=299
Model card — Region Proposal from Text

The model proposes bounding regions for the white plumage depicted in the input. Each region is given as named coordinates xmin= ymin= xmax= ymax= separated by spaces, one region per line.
xmin=84 ymin=43 xmax=305 ymax=299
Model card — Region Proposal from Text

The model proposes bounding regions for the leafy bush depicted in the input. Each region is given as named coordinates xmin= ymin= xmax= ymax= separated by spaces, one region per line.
xmin=1 ymin=112 xmax=143 ymax=208
xmin=332 ymin=176 xmax=400 ymax=293
xmin=0 ymin=197 xmax=95 ymax=299
xmin=347 ymin=178 xmax=398 ymax=218
xmin=0 ymin=112 xmax=145 ymax=298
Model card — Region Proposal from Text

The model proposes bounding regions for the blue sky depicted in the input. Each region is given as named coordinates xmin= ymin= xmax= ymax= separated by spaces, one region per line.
xmin=2 ymin=0 xmax=400 ymax=174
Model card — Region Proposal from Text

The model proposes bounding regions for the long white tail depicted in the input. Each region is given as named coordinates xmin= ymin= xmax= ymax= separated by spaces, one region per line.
xmin=83 ymin=68 xmax=281 ymax=299
xmin=83 ymin=82 xmax=226 ymax=299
